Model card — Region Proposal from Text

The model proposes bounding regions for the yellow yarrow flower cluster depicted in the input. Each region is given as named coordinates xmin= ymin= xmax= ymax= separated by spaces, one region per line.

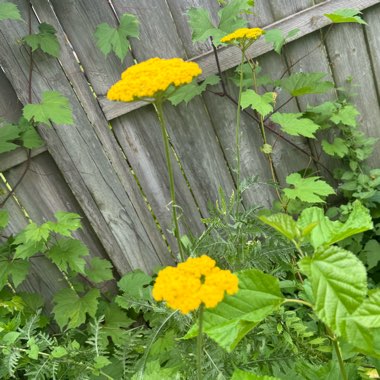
xmin=107 ymin=57 xmax=202 ymax=102
xmin=220 ymin=27 xmax=264 ymax=44
xmin=152 ymin=255 xmax=239 ymax=314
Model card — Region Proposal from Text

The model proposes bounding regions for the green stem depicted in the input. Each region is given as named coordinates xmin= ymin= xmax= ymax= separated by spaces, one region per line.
xmin=327 ymin=327 xmax=348 ymax=380
xmin=197 ymin=304 xmax=205 ymax=380
xmin=155 ymin=101 xmax=185 ymax=262
xmin=283 ymin=298 xmax=313 ymax=308
xmin=235 ymin=49 xmax=245 ymax=214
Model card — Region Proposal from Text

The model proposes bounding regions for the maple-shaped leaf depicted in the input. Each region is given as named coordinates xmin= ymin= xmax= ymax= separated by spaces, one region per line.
xmin=0 ymin=123 xmax=20 ymax=153
xmin=17 ymin=117 xmax=44 ymax=149
xmin=23 ymin=23 xmax=60 ymax=57
xmin=14 ymin=240 xmax=45 ymax=260
xmin=95 ymin=13 xmax=139 ymax=61
xmin=330 ymin=104 xmax=359 ymax=127
xmin=265 ymin=28 xmax=299 ymax=54
xmin=325 ymin=8 xmax=367 ymax=25
xmin=241 ymin=89 xmax=275 ymax=117
xmin=277 ymin=72 xmax=334 ymax=97
xmin=85 ymin=258 xmax=113 ymax=283
xmin=22 ymin=222 xmax=51 ymax=243
xmin=53 ymin=288 xmax=100 ymax=329
xmin=271 ymin=113 xmax=320 ymax=138
xmin=187 ymin=8 xmax=218 ymax=43
xmin=168 ymin=75 xmax=220 ymax=106
xmin=0 ymin=210 xmax=8 ymax=229
xmin=23 ymin=91 xmax=73 ymax=125
xmin=284 ymin=173 xmax=335 ymax=203
xmin=0 ymin=261 xmax=29 ymax=290
xmin=0 ymin=2 xmax=22 ymax=21
xmin=46 ymin=238 xmax=88 ymax=274
xmin=46 ymin=211 xmax=82 ymax=237
xmin=321 ymin=137 xmax=349 ymax=157
xmin=218 ymin=0 xmax=252 ymax=33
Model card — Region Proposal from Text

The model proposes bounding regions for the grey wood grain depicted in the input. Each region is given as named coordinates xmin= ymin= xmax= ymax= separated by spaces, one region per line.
xmin=46 ymin=0 xmax=204 ymax=250
xmin=324 ymin=17 xmax=380 ymax=165
xmin=100 ymin=0 xmax=380 ymax=120
xmin=0 ymin=0 xmax=167 ymax=273
xmin=111 ymin=0 xmax=236 ymax=214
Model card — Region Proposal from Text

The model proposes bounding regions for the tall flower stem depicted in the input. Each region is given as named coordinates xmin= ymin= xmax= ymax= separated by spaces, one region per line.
xmin=155 ymin=100 xmax=185 ymax=262
xmin=197 ymin=304 xmax=205 ymax=380
xmin=235 ymin=49 xmax=246 ymax=214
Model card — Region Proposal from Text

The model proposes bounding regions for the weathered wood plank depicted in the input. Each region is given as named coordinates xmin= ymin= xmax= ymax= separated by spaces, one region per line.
xmin=0 ymin=146 xmax=47 ymax=172
xmin=0 ymin=0 xmax=168 ymax=273
xmin=100 ymin=0 xmax=380 ymax=120
xmin=111 ymin=0 xmax=236 ymax=214
xmin=324 ymin=9 xmax=380 ymax=166
xmin=46 ymin=0 xmax=204 ymax=250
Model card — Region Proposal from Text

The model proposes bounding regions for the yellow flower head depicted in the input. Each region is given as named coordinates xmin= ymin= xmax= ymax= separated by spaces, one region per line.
xmin=220 ymin=27 xmax=264 ymax=45
xmin=107 ymin=57 xmax=202 ymax=102
xmin=152 ymin=255 xmax=239 ymax=314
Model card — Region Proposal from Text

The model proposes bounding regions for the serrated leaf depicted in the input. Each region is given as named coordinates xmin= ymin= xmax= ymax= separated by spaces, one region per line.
xmin=53 ymin=288 xmax=100 ymax=329
xmin=23 ymin=222 xmax=51 ymax=243
xmin=0 ymin=210 xmax=9 ymax=229
xmin=51 ymin=346 xmax=68 ymax=358
xmin=361 ymin=239 xmax=380 ymax=270
xmin=342 ymin=289 xmax=380 ymax=358
xmin=284 ymin=173 xmax=335 ymax=203
xmin=20 ymin=126 xmax=44 ymax=149
xmin=85 ymin=258 xmax=113 ymax=283
xmin=23 ymin=23 xmax=60 ymax=57
xmin=95 ymin=13 xmax=139 ymax=61
xmin=0 ymin=124 xmax=20 ymax=153
xmin=298 ymin=201 xmax=373 ymax=249
xmin=270 ymin=113 xmax=320 ymax=138
xmin=0 ymin=2 xmax=22 ymax=21
xmin=277 ymin=72 xmax=334 ymax=96
xmin=23 ymin=91 xmax=73 ymax=125
xmin=131 ymin=360 xmax=179 ymax=380
xmin=186 ymin=269 xmax=284 ymax=352
xmin=264 ymin=28 xmax=299 ymax=54
xmin=187 ymin=8 xmax=217 ymax=43
xmin=46 ymin=238 xmax=88 ymax=274
xmin=168 ymin=75 xmax=220 ymax=106
xmin=241 ymin=90 xmax=275 ymax=117
xmin=218 ymin=0 xmax=251 ymax=33
xmin=299 ymin=246 xmax=367 ymax=333
xmin=258 ymin=213 xmax=299 ymax=241
xmin=117 ymin=269 xmax=152 ymax=300
xmin=321 ymin=138 xmax=349 ymax=157
xmin=330 ymin=104 xmax=359 ymax=127
xmin=232 ymin=369 xmax=280 ymax=380
xmin=14 ymin=240 xmax=44 ymax=260
xmin=325 ymin=8 xmax=367 ymax=25
xmin=0 ymin=260 xmax=29 ymax=290
xmin=47 ymin=211 xmax=81 ymax=237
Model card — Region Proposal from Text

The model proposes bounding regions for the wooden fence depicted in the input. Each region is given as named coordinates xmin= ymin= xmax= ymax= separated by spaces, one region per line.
xmin=1 ymin=0 xmax=380 ymax=300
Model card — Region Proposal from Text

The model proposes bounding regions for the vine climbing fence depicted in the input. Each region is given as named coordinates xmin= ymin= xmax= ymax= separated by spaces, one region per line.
xmin=1 ymin=0 xmax=380 ymax=301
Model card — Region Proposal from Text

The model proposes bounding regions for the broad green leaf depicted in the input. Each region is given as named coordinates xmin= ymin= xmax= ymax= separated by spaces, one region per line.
xmin=258 ymin=213 xmax=299 ymax=241
xmin=117 ymin=269 xmax=152 ymax=300
xmin=330 ymin=104 xmax=359 ymax=127
xmin=0 ymin=124 xmax=20 ymax=153
xmin=306 ymin=101 xmax=338 ymax=126
xmin=187 ymin=8 xmax=217 ymax=43
xmin=241 ymin=90 xmax=275 ymax=117
xmin=189 ymin=269 xmax=284 ymax=352
xmin=53 ymin=288 xmax=100 ymax=329
xmin=0 ymin=2 xmax=22 ymax=21
xmin=14 ymin=240 xmax=44 ymax=260
xmin=46 ymin=238 xmax=88 ymax=274
xmin=95 ymin=13 xmax=139 ymax=61
xmin=361 ymin=240 xmax=380 ymax=269
xmin=85 ymin=258 xmax=113 ymax=283
xmin=284 ymin=173 xmax=335 ymax=203
xmin=218 ymin=0 xmax=251 ymax=33
xmin=131 ymin=360 xmax=179 ymax=380
xmin=51 ymin=346 xmax=68 ymax=358
xmin=23 ymin=222 xmax=51 ymax=243
xmin=342 ymin=289 xmax=380 ymax=358
xmin=325 ymin=8 xmax=367 ymax=25
xmin=298 ymin=201 xmax=373 ymax=249
xmin=94 ymin=356 xmax=112 ymax=370
xmin=47 ymin=211 xmax=81 ymax=237
xmin=299 ymin=246 xmax=367 ymax=332
xmin=0 ymin=210 xmax=9 ymax=229
xmin=264 ymin=28 xmax=299 ymax=54
xmin=23 ymin=23 xmax=60 ymax=57
xmin=0 ymin=260 xmax=29 ymax=290
xmin=270 ymin=113 xmax=320 ymax=138
xmin=277 ymin=72 xmax=334 ymax=96
xmin=232 ymin=369 xmax=280 ymax=380
xmin=321 ymin=138 xmax=349 ymax=157
xmin=23 ymin=91 xmax=73 ymax=125
xmin=168 ymin=75 xmax=220 ymax=106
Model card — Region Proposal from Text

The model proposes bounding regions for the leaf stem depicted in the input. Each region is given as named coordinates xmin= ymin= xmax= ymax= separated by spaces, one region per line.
xmin=283 ymin=298 xmax=313 ymax=308
xmin=155 ymin=101 xmax=185 ymax=262
xmin=197 ymin=304 xmax=205 ymax=380
xmin=327 ymin=327 xmax=348 ymax=380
